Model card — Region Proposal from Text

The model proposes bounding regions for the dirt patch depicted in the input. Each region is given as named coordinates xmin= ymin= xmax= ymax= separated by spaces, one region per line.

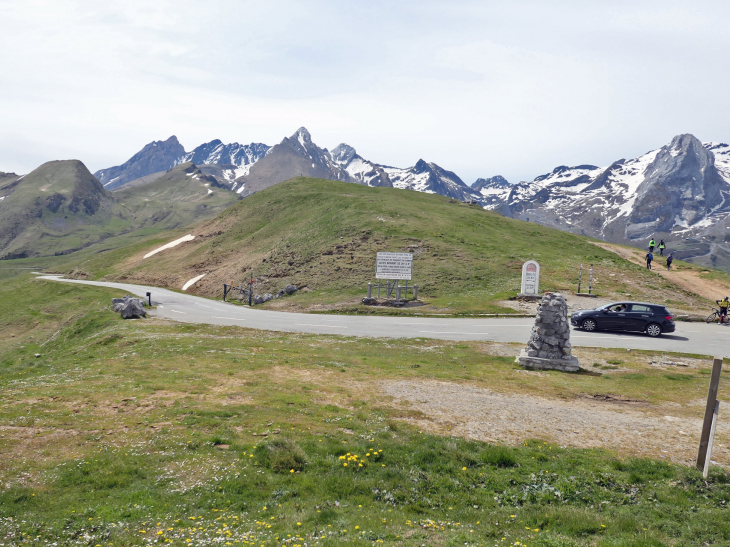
xmin=592 ymin=241 xmax=730 ymax=303
xmin=378 ymin=379 xmax=728 ymax=467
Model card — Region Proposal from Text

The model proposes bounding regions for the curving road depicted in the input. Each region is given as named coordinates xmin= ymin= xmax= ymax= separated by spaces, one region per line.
xmin=40 ymin=276 xmax=730 ymax=357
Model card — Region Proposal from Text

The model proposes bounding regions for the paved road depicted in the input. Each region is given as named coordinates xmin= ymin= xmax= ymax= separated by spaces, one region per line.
xmin=40 ymin=276 xmax=730 ymax=357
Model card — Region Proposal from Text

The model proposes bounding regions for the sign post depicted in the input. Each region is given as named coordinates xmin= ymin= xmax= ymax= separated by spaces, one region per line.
xmin=519 ymin=260 xmax=540 ymax=297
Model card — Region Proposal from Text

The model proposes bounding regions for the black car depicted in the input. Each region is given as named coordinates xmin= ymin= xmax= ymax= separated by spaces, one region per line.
xmin=570 ymin=302 xmax=675 ymax=337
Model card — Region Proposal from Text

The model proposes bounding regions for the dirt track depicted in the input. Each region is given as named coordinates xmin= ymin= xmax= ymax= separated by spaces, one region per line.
xmin=592 ymin=241 xmax=730 ymax=303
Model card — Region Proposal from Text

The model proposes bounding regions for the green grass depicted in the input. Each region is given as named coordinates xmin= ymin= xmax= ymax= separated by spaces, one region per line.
xmin=2 ymin=273 xmax=730 ymax=546
xmin=37 ymin=177 xmax=715 ymax=316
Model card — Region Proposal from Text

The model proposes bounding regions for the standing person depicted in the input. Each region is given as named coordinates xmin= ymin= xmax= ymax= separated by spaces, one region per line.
xmin=717 ymin=296 xmax=729 ymax=324
xmin=645 ymin=251 xmax=653 ymax=269
xmin=666 ymin=253 xmax=673 ymax=270
xmin=649 ymin=238 xmax=656 ymax=252
xmin=659 ymin=240 xmax=666 ymax=256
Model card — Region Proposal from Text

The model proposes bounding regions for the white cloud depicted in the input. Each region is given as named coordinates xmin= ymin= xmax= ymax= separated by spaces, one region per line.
xmin=1 ymin=0 xmax=729 ymax=184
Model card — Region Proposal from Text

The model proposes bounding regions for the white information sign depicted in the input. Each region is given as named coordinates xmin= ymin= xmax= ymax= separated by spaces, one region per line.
xmin=520 ymin=260 xmax=540 ymax=295
xmin=376 ymin=252 xmax=413 ymax=280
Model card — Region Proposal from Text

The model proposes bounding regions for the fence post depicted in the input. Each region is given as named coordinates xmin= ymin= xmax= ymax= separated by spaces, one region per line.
xmin=578 ymin=264 xmax=583 ymax=293
xmin=367 ymin=282 xmax=372 ymax=298
xmin=703 ymin=401 xmax=721 ymax=478
xmin=414 ymin=284 xmax=418 ymax=300
xmin=588 ymin=264 xmax=593 ymax=295
xmin=697 ymin=357 xmax=723 ymax=471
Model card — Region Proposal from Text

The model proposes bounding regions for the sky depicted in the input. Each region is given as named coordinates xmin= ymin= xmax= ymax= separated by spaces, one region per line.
xmin=1 ymin=0 xmax=729 ymax=184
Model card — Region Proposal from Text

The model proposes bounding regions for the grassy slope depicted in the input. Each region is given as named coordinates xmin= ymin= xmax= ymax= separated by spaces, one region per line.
xmin=56 ymin=177 xmax=715 ymax=315
xmin=0 ymin=161 xmax=239 ymax=259
xmin=2 ymin=272 xmax=730 ymax=546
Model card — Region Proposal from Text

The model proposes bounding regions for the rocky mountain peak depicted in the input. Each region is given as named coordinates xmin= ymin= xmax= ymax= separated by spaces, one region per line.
xmin=413 ymin=159 xmax=430 ymax=172
xmin=290 ymin=127 xmax=313 ymax=150
xmin=629 ymin=133 xmax=727 ymax=235
xmin=94 ymin=136 xmax=185 ymax=190
xmin=331 ymin=143 xmax=357 ymax=165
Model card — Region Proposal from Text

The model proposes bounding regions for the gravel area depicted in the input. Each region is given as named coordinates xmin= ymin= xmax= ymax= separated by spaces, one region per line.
xmin=381 ymin=379 xmax=729 ymax=467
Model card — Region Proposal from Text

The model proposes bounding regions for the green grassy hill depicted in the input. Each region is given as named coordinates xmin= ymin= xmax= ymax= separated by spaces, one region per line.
xmin=0 ymin=161 xmax=239 ymax=259
xmin=57 ymin=177 xmax=714 ymax=314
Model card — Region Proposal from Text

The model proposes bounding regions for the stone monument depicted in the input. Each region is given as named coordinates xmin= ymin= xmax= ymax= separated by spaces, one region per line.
xmin=517 ymin=292 xmax=580 ymax=372
xmin=519 ymin=260 xmax=541 ymax=299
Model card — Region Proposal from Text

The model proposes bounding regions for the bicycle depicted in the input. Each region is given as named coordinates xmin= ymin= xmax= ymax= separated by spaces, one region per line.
xmin=706 ymin=308 xmax=726 ymax=323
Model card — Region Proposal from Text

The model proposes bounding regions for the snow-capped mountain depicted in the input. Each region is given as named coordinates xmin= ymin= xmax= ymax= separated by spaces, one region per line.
xmin=381 ymin=160 xmax=479 ymax=201
xmin=482 ymin=134 xmax=730 ymax=269
xmin=179 ymin=140 xmax=270 ymax=182
xmin=231 ymin=127 xmax=353 ymax=197
xmin=231 ymin=128 xmax=482 ymax=201
xmin=330 ymin=143 xmax=392 ymax=187
xmin=471 ymin=176 xmax=511 ymax=207
xmin=94 ymin=127 xmax=484 ymax=203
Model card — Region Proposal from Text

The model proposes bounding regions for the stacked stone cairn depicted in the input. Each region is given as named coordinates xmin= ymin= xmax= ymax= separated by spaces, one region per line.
xmin=517 ymin=292 xmax=580 ymax=372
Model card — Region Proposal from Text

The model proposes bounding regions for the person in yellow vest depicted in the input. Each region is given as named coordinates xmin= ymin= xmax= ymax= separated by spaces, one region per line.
xmin=659 ymin=240 xmax=666 ymax=256
xmin=648 ymin=238 xmax=656 ymax=252
xmin=717 ymin=296 xmax=729 ymax=324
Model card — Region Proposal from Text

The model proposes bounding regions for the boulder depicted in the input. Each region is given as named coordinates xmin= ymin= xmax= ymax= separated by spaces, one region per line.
xmin=112 ymin=295 xmax=146 ymax=312
xmin=285 ymin=284 xmax=298 ymax=295
xmin=253 ymin=294 xmax=265 ymax=305
xmin=263 ymin=293 xmax=274 ymax=302
xmin=120 ymin=298 xmax=146 ymax=319
xmin=362 ymin=297 xmax=378 ymax=305
xmin=276 ymin=289 xmax=286 ymax=299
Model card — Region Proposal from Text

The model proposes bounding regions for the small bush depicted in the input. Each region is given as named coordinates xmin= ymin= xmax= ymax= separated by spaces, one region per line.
xmin=664 ymin=374 xmax=693 ymax=381
xmin=254 ymin=438 xmax=307 ymax=473
xmin=480 ymin=445 xmax=518 ymax=468
xmin=612 ymin=458 xmax=675 ymax=483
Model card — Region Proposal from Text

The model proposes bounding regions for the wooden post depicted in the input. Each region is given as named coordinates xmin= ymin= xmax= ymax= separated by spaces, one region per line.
xmin=578 ymin=264 xmax=582 ymax=294
xmin=588 ymin=264 xmax=593 ymax=295
xmin=703 ymin=401 xmax=720 ymax=478
xmin=697 ymin=357 xmax=723 ymax=471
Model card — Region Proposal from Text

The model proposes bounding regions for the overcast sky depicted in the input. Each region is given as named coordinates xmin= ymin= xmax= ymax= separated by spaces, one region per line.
xmin=1 ymin=0 xmax=729 ymax=184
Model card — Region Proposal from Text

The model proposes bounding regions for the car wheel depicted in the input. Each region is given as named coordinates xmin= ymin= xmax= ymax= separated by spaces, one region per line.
xmin=581 ymin=318 xmax=597 ymax=332
xmin=646 ymin=323 xmax=662 ymax=337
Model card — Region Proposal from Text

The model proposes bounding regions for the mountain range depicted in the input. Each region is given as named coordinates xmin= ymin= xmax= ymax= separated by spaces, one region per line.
xmin=4 ymin=126 xmax=730 ymax=270
xmin=93 ymin=127 xmax=483 ymax=202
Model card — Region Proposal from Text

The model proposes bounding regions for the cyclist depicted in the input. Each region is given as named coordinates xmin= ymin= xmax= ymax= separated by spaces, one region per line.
xmin=717 ymin=296 xmax=729 ymax=324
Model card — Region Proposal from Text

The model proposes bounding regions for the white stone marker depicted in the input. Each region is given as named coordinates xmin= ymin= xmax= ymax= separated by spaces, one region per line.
xmin=520 ymin=260 xmax=540 ymax=296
